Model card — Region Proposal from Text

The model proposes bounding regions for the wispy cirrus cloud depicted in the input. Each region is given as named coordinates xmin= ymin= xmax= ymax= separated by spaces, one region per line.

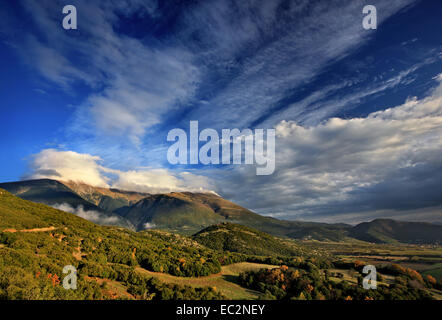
xmin=7 ymin=0 xmax=419 ymax=144
xmin=8 ymin=0 xmax=200 ymax=145
xmin=261 ymin=57 xmax=441 ymax=127
xmin=180 ymin=0 xmax=417 ymax=129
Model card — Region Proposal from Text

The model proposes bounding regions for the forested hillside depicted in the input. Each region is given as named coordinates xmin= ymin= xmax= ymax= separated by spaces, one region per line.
xmin=193 ymin=223 xmax=301 ymax=256
xmin=0 ymin=189 xmax=236 ymax=299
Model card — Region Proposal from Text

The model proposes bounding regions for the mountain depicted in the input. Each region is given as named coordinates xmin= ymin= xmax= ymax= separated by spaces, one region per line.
xmin=117 ymin=191 xmax=280 ymax=233
xmin=118 ymin=191 xmax=352 ymax=238
xmin=349 ymin=219 xmax=442 ymax=244
xmin=0 ymin=179 xmax=352 ymax=239
xmin=1 ymin=179 xmax=441 ymax=244
xmin=0 ymin=179 xmax=99 ymax=210
xmin=0 ymin=179 xmax=355 ymax=241
xmin=192 ymin=222 xmax=301 ymax=256
xmin=60 ymin=181 xmax=149 ymax=212
xmin=0 ymin=179 xmax=351 ymax=239
xmin=118 ymin=193 xmax=226 ymax=232
xmin=0 ymin=179 xmax=134 ymax=229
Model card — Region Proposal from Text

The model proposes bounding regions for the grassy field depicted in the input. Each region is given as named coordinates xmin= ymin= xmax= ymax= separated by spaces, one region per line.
xmin=136 ymin=262 xmax=278 ymax=300
xmin=329 ymin=268 xmax=395 ymax=286
xmin=303 ymin=240 xmax=442 ymax=265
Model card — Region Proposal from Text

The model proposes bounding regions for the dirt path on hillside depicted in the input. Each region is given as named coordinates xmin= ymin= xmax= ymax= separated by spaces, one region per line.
xmin=3 ymin=226 xmax=57 ymax=233
xmin=72 ymin=238 xmax=84 ymax=261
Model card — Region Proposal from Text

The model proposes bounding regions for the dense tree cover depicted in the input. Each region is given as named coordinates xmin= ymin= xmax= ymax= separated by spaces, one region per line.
xmin=0 ymin=190 xmax=245 ymax=273
xmin=0 ymin=190 xmax=234 ymax=299
xmin=0 ymin=256 xmax=224 ymax=300
xmin=0 ymin=228 xmax=227 ymax=300
xmin=239 ymin=265 xmax=436 ymax=300
xmin=0 ymin=240 xmax=104 ymax=300
xmin=192 ymin=223 xmax=302 ymax=257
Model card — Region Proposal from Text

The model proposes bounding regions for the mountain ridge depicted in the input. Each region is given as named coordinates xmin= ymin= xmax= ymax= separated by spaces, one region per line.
xmin=1 ymin=179 xmax=441 ymax=244
xmin=60 ymin=180 xmax=150 ymax=213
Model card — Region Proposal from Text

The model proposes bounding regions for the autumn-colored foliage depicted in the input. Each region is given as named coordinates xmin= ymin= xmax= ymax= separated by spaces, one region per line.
xmin=426 ymin=275 xmax=437 ymax=285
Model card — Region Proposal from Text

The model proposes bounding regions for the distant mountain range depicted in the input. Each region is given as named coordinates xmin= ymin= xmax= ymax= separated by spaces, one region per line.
xmin=0 ymin=179 xmax=441 ymax=244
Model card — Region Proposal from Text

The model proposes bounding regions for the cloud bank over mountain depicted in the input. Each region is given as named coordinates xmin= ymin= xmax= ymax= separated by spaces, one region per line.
xmin=214 ymin=77 xmax=442 ymax=223
xmin=51 ymin=203 xmax=120 ymax=225
xmin=25 ymin=149 xmax=214 ymax=194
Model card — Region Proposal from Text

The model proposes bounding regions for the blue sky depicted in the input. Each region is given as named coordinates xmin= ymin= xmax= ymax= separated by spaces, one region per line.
xmin=0 ymin=0 xmax=441 ymax=223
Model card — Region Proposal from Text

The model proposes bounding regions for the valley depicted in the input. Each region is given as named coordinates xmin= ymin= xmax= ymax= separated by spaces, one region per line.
xmin=0 ymin=181 xmax=441 ymax=300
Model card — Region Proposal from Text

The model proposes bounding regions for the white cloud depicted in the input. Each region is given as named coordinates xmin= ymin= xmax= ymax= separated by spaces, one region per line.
xmin=261 ymin=58 xmax=438 ymax=127
xmin=213 ymin=76 xmax=442 ymax=223
xmin=82 ymin=44 xmax=200 ymax=145
xmin=7 ymin=0 xmax=440 ymax=224
xmin=26 ymin=149 xmax=110 ymax=187
xmin=25 ymin=149 xmax=214 ymax=193
xmin=51 ymin=203 xmax=120 ymax=225
xmin=106 ymin=167 xmax=214 ymax=193
xmin=143 ymin=222 xmax=156 ymax=229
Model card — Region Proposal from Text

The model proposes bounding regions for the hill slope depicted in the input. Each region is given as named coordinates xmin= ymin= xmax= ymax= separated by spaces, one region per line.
xmin=192 ymin=223 xmax=301 ymax=257
xmin=0 ymin=188 xmax=247 ymax=299
xmin=0 ymin=179 xmax=133 ymax=229
xmin=119 ymin=193 xmax=225 ymax=232
xmin=350 ymin=219 xmax=442 ymax=244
